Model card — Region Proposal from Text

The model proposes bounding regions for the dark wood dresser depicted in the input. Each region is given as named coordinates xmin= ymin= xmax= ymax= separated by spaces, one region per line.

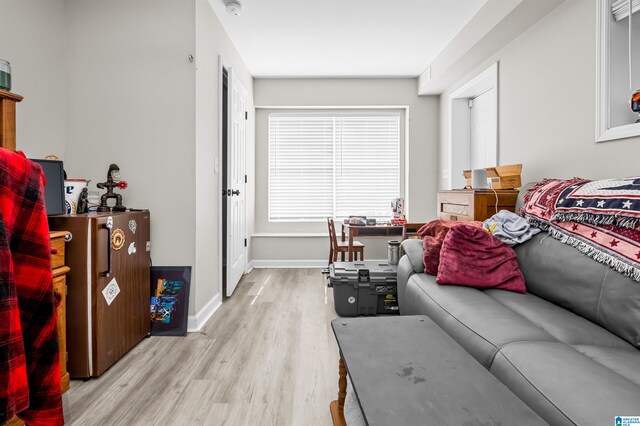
xmin=437 ymin=189 xmax=519 ymax=222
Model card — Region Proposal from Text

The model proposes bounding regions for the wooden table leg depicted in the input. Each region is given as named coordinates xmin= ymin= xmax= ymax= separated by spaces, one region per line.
xmin=348 ymin=232 xmax=354 ymax=262
xmin=329 ymin=356 xmax=347 ymax=426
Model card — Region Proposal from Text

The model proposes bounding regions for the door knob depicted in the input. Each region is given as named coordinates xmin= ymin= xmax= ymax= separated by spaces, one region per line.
xmin=232 ymin=189 xmax=240 ymax=196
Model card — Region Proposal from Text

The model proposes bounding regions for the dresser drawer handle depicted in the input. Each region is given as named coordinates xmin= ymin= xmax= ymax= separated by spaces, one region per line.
xmin=450 ymin=215 xmax=458 ymax=221
xmin=51 ymin=248 xmax=59 ymax=255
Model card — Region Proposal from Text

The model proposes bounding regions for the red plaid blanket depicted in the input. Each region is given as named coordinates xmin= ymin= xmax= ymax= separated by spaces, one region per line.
xmin=521 ymin=178 xmax=640 ymax=282
xmin=0 ymin=148 xmax=63 ymax=425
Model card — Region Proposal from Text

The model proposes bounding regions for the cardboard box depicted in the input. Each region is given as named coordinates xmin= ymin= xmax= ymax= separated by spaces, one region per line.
xmin=463 ymin=164 xmax=522 ymax=189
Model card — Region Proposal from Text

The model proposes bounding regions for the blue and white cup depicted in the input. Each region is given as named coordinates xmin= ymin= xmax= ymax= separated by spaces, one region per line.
xmin=64 ymin=179 xmax=89 ymax=214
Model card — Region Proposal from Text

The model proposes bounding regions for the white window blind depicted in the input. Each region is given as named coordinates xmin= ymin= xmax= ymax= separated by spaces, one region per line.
xmin=613 ymin=0 xmax=639 ymax=21
xmin=269 ymin=112 xmax=401 ymax=221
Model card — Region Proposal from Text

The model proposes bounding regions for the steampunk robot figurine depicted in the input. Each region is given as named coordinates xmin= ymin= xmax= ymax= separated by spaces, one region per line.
xmin=97 ymin=163 xmax=128 ymax=212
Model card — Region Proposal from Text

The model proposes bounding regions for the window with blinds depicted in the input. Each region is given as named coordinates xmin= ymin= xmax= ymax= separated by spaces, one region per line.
xmin=612 ymin=0 xmax=639 ymax=21
xmin=268 ymin=112 xmax=401 ymax=221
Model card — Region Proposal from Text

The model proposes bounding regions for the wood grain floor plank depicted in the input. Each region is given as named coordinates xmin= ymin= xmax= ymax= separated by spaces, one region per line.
xmin=65 ymin=268 xmax=338 ymax=426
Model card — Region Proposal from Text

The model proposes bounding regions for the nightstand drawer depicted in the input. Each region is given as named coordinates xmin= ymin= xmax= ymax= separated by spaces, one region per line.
xmin=437 ymin=189 xmax=518 ymax=222
xmin=437 ymin=192 xmax=473 ymax=206
xmin=50 ymin=235 xmax=66 ymax=270
xmin=441 ymin=203 xmax=469 ymax=216
xmin=439 ymin=212 xmax=474 ymax=222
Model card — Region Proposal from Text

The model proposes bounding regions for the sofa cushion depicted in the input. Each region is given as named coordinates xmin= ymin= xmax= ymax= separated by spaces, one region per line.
xmin=402 ymin=273 xmax=555 ymax=368
xmin=485 ymin=289 xmax=634 ymax=349
xmin=515 ymin=233 xmax=640 ymax=349
xmin=490 ymin=341 xmax=640 ymax=426
xmin=572 ymin=345 xmax=640 ymax=386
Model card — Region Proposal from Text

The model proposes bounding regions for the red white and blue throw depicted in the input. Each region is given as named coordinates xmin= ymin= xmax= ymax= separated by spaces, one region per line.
xmin=521 ymin=178 xmax=640 ymax=282
xmin=553 ymin=177 xmax=640 ymax=229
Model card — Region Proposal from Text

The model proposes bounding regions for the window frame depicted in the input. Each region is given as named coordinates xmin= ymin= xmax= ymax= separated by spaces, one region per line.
xmin=267 ymin=109 xmax=406 ymax=223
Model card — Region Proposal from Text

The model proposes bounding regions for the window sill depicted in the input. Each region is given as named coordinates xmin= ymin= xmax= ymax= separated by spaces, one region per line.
xmin=252 ymin=233 xmax=328 ymax=238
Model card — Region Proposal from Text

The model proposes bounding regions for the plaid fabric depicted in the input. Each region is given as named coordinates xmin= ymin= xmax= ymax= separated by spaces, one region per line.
xmin=0 ymin=200 xmax=29 ymax=424
xmin=0 ymin=148 xmax=63 ymax=425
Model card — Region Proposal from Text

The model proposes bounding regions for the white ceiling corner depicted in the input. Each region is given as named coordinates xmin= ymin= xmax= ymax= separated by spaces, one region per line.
xmin=207 ymin=0 xmax=487 ymax=78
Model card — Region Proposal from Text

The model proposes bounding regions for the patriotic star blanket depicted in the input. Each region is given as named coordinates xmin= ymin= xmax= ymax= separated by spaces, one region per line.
xmin=521 ymin=178 xmax=640 ymax=282
xmin=553 ymin=177 xmax=640 ymax=229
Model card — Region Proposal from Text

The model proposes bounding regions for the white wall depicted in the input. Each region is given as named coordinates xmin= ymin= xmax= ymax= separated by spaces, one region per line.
xmin=195 ymin=0 xmax=254 ymax=312
xmin=1 ymin=0 xmax=255 ymax=317
xmin=0 ymin=0 xmax=67 ymax=158
xmin=64 ymin=0 xmax=197 ymax=287
xmin=253 ymin=78 xmax=438 ymax=262
xmin=440 ymin=0 xmax=640 ymax=190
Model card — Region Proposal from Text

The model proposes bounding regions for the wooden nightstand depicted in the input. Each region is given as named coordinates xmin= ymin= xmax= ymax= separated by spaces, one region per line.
xmin=437 ymin=189 xmax=519 ymax=222
xmin=5 ymin=232 xmax=70 ymax=426
xmin=50 ymin=231 xmax=70 ymax=394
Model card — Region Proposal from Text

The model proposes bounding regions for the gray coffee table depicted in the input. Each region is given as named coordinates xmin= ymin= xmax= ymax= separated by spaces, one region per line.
xmin=330 ymin=315 xmax=546 ymax=426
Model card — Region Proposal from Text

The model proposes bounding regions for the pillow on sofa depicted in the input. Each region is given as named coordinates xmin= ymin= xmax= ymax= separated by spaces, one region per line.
xmin=436 ymin=224 xmax=526 ymax=293
xmin=419 ymin=220 xmax=482 ymax=275
xmin=420 ymin=220 xmax=457 ymax=275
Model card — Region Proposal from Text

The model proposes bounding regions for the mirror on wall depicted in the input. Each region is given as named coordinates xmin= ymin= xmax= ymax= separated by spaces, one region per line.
xmin=596 ymin=0 xmax=640 ymax=142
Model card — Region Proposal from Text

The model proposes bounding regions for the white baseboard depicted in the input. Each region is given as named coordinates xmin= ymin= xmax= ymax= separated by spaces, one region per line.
xmin=251 ymin=259 xmax=328 ymax=268
xmin=187 ymin=293 xmax=222 ymax=332
xmin=250 ymin=259 xmax=389 ymax=269
xmin=245 ymin=260 xmax=255 ymax=274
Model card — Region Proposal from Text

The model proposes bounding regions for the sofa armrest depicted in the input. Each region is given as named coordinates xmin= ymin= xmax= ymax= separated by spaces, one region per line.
xmin=401 ymin=239 xmax=424 ymax=274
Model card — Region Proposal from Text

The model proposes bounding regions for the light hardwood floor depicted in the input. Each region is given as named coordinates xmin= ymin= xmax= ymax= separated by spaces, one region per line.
xmin=64 ymin=268 xmax=339 ymax=426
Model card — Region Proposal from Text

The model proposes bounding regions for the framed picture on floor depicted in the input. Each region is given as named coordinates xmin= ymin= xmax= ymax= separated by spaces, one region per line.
xmin=150 ymin=266 xmax=191 ymax=336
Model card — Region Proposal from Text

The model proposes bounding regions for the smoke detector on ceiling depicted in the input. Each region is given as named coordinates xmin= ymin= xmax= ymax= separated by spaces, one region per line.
xmin=224 ymin=0 xmax=243 ymax=16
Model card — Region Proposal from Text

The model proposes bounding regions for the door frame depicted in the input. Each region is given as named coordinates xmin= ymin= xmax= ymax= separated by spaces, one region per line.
xmin=218 ymin=55 xmax=230 ymax=301
xmin=447 ymin=62 xmax=499 ymax=189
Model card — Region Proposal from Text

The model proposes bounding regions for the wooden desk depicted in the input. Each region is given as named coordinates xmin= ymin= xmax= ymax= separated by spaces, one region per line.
xmin=330 ymin=316 xmax=545 ymax=426
xmin=341 ymin=224 xmax=403 ymax=261
xmin=401 ymin=222 xmax=425 ymax=240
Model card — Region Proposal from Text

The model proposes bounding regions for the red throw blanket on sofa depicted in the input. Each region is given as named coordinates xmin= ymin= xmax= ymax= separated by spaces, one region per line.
xmin=436 ymin=224 xmax=526 ymax=293
xmin=418 ymin=220 xmax=482 ymax=275
xmin=0 ymin=148 xmax=63 ymax=425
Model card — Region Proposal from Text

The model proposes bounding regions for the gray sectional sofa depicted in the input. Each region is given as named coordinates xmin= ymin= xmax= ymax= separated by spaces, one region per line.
xmin=398 ymin=189 xmax=640 ymax=425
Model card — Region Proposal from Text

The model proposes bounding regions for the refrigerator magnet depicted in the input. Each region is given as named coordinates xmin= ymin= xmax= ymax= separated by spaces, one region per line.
xmin=128 ymin=242 xmax=137 ymax=255
xmin=129 ymin=219 xmax=137 ymax=234
xmin=112 ymin=229 xmax=125 ymax=250
xmin=102 ymin=278 xmax=121 ymax=306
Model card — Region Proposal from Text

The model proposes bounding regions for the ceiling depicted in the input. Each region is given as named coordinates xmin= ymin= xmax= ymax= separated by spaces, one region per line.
xmin=208 ymin=0 xmax=488 ymax=78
